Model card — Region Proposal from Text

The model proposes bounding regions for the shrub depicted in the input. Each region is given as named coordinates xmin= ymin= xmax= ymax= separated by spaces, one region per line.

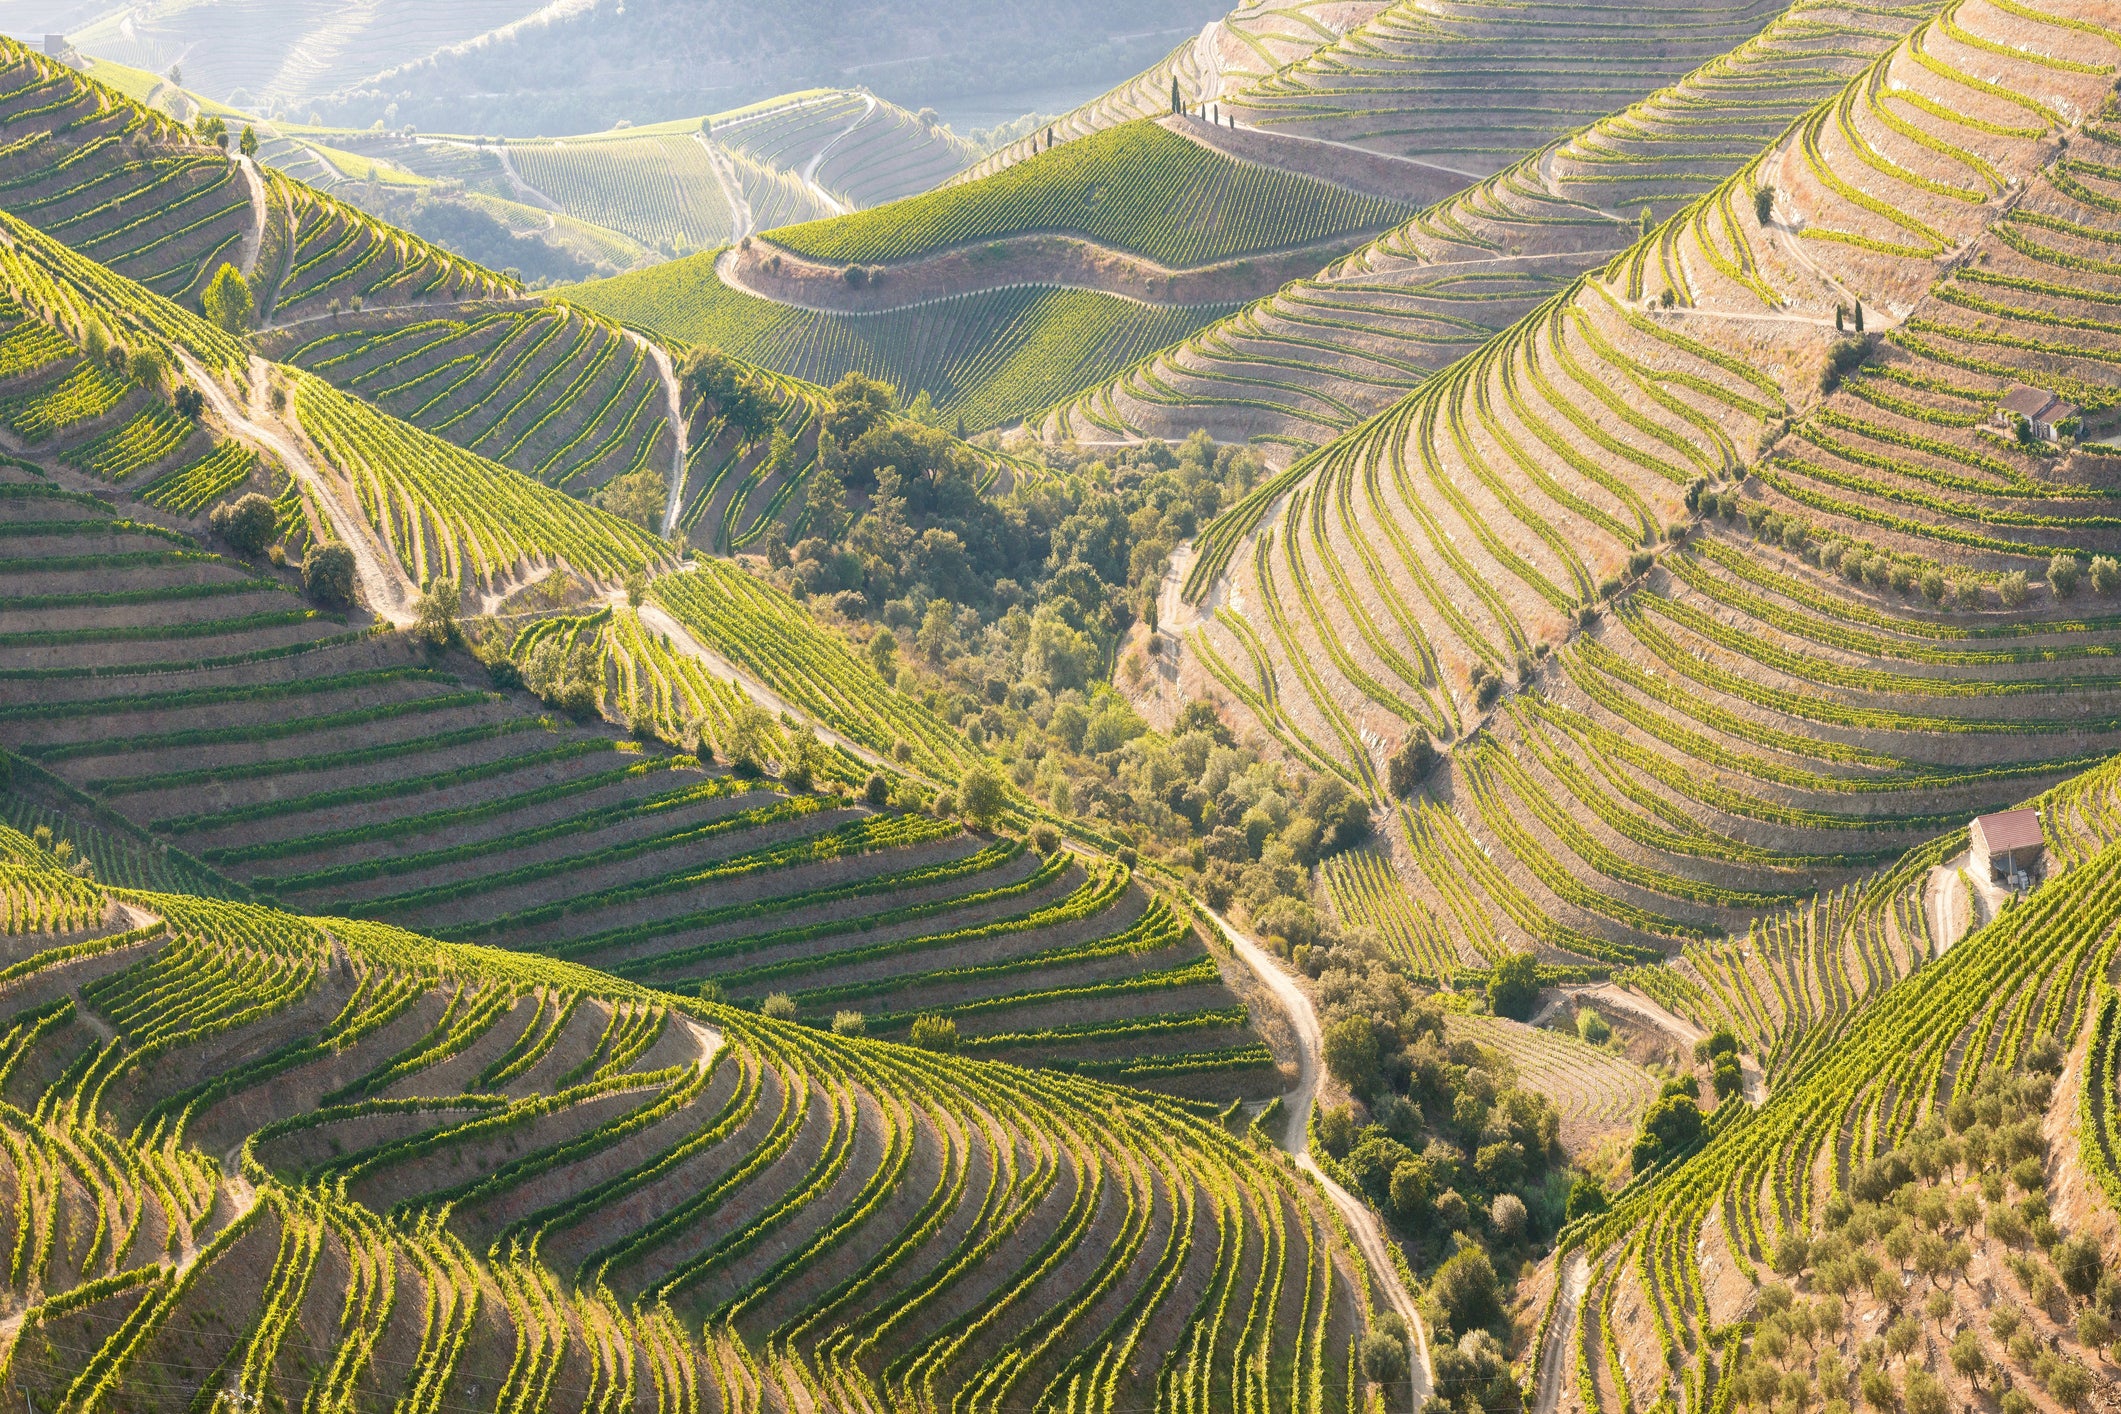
xmin=1428 ymin=1244 xmax=1504 ymax=1336
xmin=863 ymin=772 xmax=890 ymax=807
xmin=1029 ymin=822 xmax=1061 ymax=854
xmin=1575 ymin=1008 xmax=1611 ymax=1045
xmin=1632 ymin=1093 xmax=1705 ymax=1173
xmin=302 ymin=543 xmax=355 ymax=606
xmin=413 ymin=578 xmax=461 ymax=648
xmin=2092 ymin=556 xmax=2121 ymax=595
xmin=1754 ymin=185 xmax=1774 ymax=223
xmin=209 ymin=493 xmax=276 ymax=556
xmin=1999 ymin=571 xmax=2030 ymax=607
xmin=1323 ymin=1016 xmax=1382 ymax=1094
xmin=830 ymin=1010 xmax=865 ymax=1036
xmin=695 ymin=980 xmax=724 ymax=1004
xmin=1389 ymin=1159 xmax=1431 ymax=1219
xmin=761 ymin=993 xmax=798 ymax=1021
xmin=909 ymin=1014 xmax=959 ymax=1052
xmin=958 ymin=763 xmax=1008 ymax=828
xmin=2049 ymin=554 xmax=2083 ymax=596
xmin=1489 ymin=1193 xmax=1528 ymax=1239
xmin=1565 ymin=1175 xmax=1608 ymax=1224
xmin=1487 ymin=952 xmax=1539 ymax=1020
xmin=931 ymin=790 xmax=956 ymax=818
xmin=1387 ymin=733 xmax=1439 ymax=797
xmin=201 ymin=263 xmax=253 ymax=335
xmin=1359 ymin=1331 xmax=1408 ymax=1387
xmin=1820 ymin=336 xmax=1868 ymax=394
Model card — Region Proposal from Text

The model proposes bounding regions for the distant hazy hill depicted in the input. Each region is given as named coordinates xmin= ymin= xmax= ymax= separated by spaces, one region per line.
xmin=0 ymin=0 xmax=1227 ymax=135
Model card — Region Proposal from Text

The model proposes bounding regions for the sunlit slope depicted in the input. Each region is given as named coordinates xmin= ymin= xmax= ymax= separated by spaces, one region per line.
xmin=0 ymin=839 xmax=1357 ymax=1410
xmin=1177 ymin=0 xmax=2121 ymax=969
xmin=1044 ymin=0 xmax=1930 ymax=458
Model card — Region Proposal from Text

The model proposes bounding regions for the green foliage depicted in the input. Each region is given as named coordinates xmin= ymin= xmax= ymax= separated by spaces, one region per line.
xmin=209 ymin=492 xmax=276 ymax=556
xmin=302 ymin=543 xmax=355 ymax=606
xmin=1487 ymin=952 xmax=1540 ymax=1020
xmin=201 ymin=262 xmax=252 ymax=335
xmin=909 ymin=1012 xmax=959 ymax=1051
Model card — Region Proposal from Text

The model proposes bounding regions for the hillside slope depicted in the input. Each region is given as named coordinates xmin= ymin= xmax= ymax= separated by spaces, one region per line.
xmin=0 ymin=831 xmax=1359 ymax=1409
xmin=1166 ymin=0 xmax=2121 ymax=977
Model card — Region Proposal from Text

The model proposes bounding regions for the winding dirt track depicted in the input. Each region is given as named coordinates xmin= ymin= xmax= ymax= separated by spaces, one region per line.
xmin=1204 ymin=905 xmax=1434 ymax=1412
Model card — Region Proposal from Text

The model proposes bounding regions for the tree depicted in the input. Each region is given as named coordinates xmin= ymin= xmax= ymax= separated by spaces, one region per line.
xmin=239 ymin=124 xmax=257 ymax=158
xmin=173 ymin=385 xmax=205 ymax=420
xmin=1489 ymin=1193 xmax=1528 ymax=1239
xmin=761 ymin=993 xmax=798 ymax=1020
xmin=302 ymin=543 xmax=355 ymax=606
xmin=413 ymin=577 xmax=461 ymax=648
xmin=1171 ymin=77 xmax=1181 ymax=114
xmin=1359 ymin=1332 xmax=1407 ymax=1388
xmin=624 ymin=570 xmax=648 ymax=608
xmin=831 ymin=1010 xmax=865 ymax=1036
xmin=1389 ymin=1159 xmax=1431 ymax=1219
xmin=957 ymin=762 xmax=1007 ymax=828
xmin=909 ymin=1014 xmax=959 ymax=1052
xmin=209 ymin=493 xmax=275 ymax=556
xmin=1854 ymin=300 xmax=1865 ymax=333
xmin=1565 ymin=1175 xmax=1608 ymax=1224
xmin=868 ymin=627 xmax=898 ymax=680
xmin=193 ymin=113 xmax=227 ymax=146
xmin=1754 ymin=185 xmax=1774 ymax=223
xmin=863 ymin=771 xmax=890 ymax=807
xmin=1487 ymin=951 xmax=1539 ymax=1020
xmin=2054 ymin=1233 xmax=2103 ymax=1298
xmin=1711 ymin=1052 xmax=1743 ymax=1100
xmin=822 ymin=371 xmax=895 ymax=448
xmin=2050 ymin=554 xmax=2082 ymax=596
xmin=1576 ymin=1007 xmax=1611 ymax=1044
xmin=1386 ymin=732 xmax=1438 ymax=797
xmin=728 ymin=702 xmax=771 ymax=774
xmin=1632 ymin=1093 xmax=1705 ymax=1173
xmin=593 ymin=466 xmax=665 ymax=533
xmin=1429 ymin=1244 xmax=1504 ymax=1335
xmin=1322 ymin=1016 xmax=1381 ymax=1094
xmin=679 ymin=347 xmax=776 ymax=443
xmin=781 ymin=725 xmax=824 ymax=791
xmin=202 ymin=263 xmax=252 ymax=334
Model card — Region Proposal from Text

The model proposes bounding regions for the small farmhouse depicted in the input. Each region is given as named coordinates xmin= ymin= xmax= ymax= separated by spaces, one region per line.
xmin=1994 ymin=385 xmax=2081 ymax=442
xmin=1970 ymin=807 xmax=2044 ymax=887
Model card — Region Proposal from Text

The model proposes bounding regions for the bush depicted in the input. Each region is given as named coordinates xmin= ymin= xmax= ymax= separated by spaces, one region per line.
xmin=2050 ymin=554 xmax=2083 ymax=596
xmin=1387 ymin=733 xmax=1439 ymax=797
xmin=863 ymin=771 xmax=890 ymax=807
xmin=1575 ymin=1008 xmax=1611 ymax=1045
xmin=209 ymin=493 xmax=276 ymax=556
xmin=1819 ymin=336 xmax=1868 ymax=393
xmin=1029 ymin=822 xmax=1061 ymax=854
xmin=1754 ymin=185 xmax=1774 ymax=223
xmin=761 ymin=993 xmax=798 ymax=1021
xmin=1389 ymin=1159 xmax=1431 ymax=1219
xmin=2000 ymin=571 xmax=2030 ymax=607
xmin=1632 ymin=1093 xmax=1705 ymax=1173
xmin=1359 ymin=1331 xmax=1408 ymax=1387
xmin=1323 ymin=1016 xmax=1382 ymax=1094
xmin=302 ymin=543 xmax=355 ymax=606
xmin=201 ymin=262 xmax=253 ymax=335
xmin=931 ymin=790 xmax=956 ymax=818
xmin=1487 ymin=952 xmax=1539 ymax=1020
xmin=909 ymin=1014 xmax=959 ymax=1052
xmin=1489 ymin=1193 xmax=1528 ymax=1239
xmin=1428 ymin=1244 xmax=1504 ymax=1336
xmin=2093 ymin=556 xmax=2121 ymax=596
xmin=1565 ymin=1175 xmax=1607 ymax=1224
xmin=830 ymin=1010 xmax=866 ymax=1036
xmin=695 ymin=980 xmax=724 ymax=1004
xmin=958 ymin=763 xmax=1008 ymax=828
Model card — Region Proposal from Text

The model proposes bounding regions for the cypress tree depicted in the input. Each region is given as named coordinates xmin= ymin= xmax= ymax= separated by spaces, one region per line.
xmin=1171 ymin=77 xmax=1180 ymax=114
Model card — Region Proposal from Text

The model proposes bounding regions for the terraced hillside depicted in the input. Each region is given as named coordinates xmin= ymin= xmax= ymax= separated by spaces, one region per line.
xmin=0 ymin=834 xmax=1362 ymax=1410
xmin=258 ymin=303 xmax=676 ymax=498
xmin=1550 ymin=752 xmax=2121 ymax=1414
xmin=1167 ymin=0 xmax=2121 ymax=980
xmin=1043 ymin=0 xmax=1925 ymax=456
xmin=0 ymin=457 xmax=1283 ymax=1096
xmin=766 ymin=118 xmax=1426 ymax=270
xmin=952 ymin=0 xmax=1392 ymax=184
xmin=0 ymin=41 xmax=252 ymax=304
xmin=572 ymin=254 xmax=1239 ymax=434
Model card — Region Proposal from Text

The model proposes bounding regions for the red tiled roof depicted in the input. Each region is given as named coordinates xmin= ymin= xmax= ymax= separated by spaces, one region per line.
xmin=1973 ymin=808 xmax=2043 ymax=854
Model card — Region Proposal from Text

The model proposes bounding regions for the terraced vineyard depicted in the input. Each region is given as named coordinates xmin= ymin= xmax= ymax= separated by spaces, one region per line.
xmin=767 ymin=119 xmax=1421 ymax=269
xmin=261 ymin=302 xmax=675 ymax=495
xmin=711 ymin=91 xmax=981 ymax=212
xmin=1045 ymin=0 xmax=1930 ymax=456
xmin=952 ymin=0 xmax=1391 ymax=184
xmin=572 ymin=255 xmax=1238 ymax=433
xmin=1165 ymin=0 xmax=2121 ymax=981
xmin=0 ymin=455 xmax=1280 ymax=1096
xmin=1558 ymin=752 xmax=2121 ymax=1414
xmin=253 ymin=169 xmax=518 ymax=322
xmin=0 ymin=829 xmax=1359 ymax=1412
xmin=0 ymin=41 xmax=253 ymax=304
